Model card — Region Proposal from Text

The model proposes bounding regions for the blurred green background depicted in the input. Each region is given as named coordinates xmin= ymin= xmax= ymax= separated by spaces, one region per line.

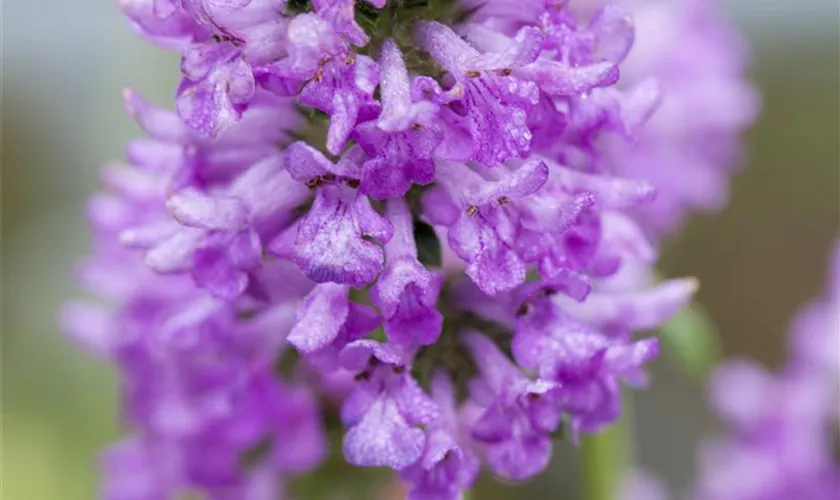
xmin=2 ymin=0 xmax=838 ymax=498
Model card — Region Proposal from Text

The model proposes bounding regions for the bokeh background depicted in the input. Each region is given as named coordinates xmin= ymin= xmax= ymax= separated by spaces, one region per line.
xmin=2 ymin=0 xmax=838 ymax=498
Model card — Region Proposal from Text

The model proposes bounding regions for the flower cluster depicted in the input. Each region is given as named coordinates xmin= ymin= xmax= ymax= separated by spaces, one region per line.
xmin=605 ymin=0 xmax=759 ymax=235
xmin=690 ymin=244 xmax=840 ymax=500
xmin=65 ymin=0 xmax=754 ymax=498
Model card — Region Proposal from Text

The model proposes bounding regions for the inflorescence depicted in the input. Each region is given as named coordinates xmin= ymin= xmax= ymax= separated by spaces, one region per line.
xmin=63 ymin=0 xmax=757 ymax=498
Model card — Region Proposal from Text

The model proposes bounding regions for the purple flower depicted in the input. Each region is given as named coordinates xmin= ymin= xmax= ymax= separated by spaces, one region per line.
xmin=618 ymin=470 xmax=669 ymax=500
xmin=417 ymin=21 xmax=541 ymax=166
xmin=511 ymin=299 xmax=660 ymax=439
xmin=462 ymin=21 xmax=620 ymax=98
xmin=555 ymin=277 xmax=699 ymax=335
xmin=311 ymin=0 xmax=370 ymax=46
xmin=258 ymin=13 xmax=380 ymax=154
xmin=67 ymin=0 xmax=757 ymax=495
xmin=462 ymin=331 xmax=561 ymax=480
xmin=354 ymin=39 xmax=441 ymax=199
xmin=122 ymin=152 xmax=308 ymax=299
xmin=291 ymin=184 xmax=392 ymax=286
xmin=174 ymin=1 xmax=291 ymax=135
xmin=274 ymin=142 xmax=394 ymax=285
xmin=177 ymin=42 xmax=257 ymax=136
xmin=607 ymin=0 xmax=760 ymax=235
xmin=339 ymin=341 xmax=440 ymax=469
xmin=234 ymin=370 xmax=328 ymax=474
xmin=692 ymin=362 xmax=839 ymax=500
xmin=286 ymin=282 xmax=382 ymax=360
xmin=100 ymin=437 xmax=182 ymax=500
xmin=427 ymin=158 xmax=549 ymax=295
xmin=210 ymin=464 xmax=288 ymax=500
xmin=690 ymin=244 xmax=840 ymax=500
xmin=371 ymin=199 xmax=443 ymax=347
xmin=67 ymin=260 xmax=325 ymax=495
xmin=119 ymin=0 xmax=209 ymax=49
xmin=162 ymin=159 xmax=305 ymax=298
xmin=790 ymin=243 xmax=840 ymax=379
xmin=400 ymin=372 xmax=480 ymax=500
xmin=123 ymin=88 xmax=299 ymax=193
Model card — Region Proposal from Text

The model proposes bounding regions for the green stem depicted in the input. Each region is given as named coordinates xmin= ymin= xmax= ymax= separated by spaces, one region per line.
xmin=580 ymin=394 xmax=634 ymax=500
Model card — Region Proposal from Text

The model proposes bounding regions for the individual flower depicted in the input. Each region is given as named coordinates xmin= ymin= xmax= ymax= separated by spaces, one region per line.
xmin=258 ymin=13 xmax=380 ymax=154
xmin=175 ymin=0 xmax=291 ymax=135
xmin=370 ymin=198 xmax=443 ymax=347
xmin=273 ymin=142 xmax=394 ymax=286
xmin=354 ymin=39 xmax=441 ymax=199
xmin=425 ymin=157 xmax=549 ymax=295
xmin=339 ymin=340 xmax=440 ymax=470
xmin=416 ymin=21 xmax=542 ymax=166
xmin=462 ymin=331 xmax=561 ymax=480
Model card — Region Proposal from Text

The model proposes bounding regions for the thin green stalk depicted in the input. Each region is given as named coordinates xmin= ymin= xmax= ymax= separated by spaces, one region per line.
xmin=580 ymin=394 xmax=635 ymax=500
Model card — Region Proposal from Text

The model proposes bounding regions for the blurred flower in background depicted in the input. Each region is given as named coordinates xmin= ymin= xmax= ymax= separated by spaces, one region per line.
xmin=1 ymin=0 xmax=838 ymax=499
xmin=626 ymin=244 xmax=840 ymax=499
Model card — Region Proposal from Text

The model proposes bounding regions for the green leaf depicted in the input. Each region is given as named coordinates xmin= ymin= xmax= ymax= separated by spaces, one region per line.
xmin=414 ymin=219 xmax=442 ymax=267
xmin=355 ymin=1 xmax=381 ymax=37
xmin=284 ymin=0 xmax=311 ymax=14
xmin=658 ymin=301 xmax=720 ymax=380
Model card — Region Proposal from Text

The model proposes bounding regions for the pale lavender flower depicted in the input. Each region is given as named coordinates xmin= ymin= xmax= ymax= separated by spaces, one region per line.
xmin=690 ymin=244 xmax=840 ymax=500
xmin=340 ymin=340 xmax=439 ymax=469
xmin=370 ymin=199 xmax=443 ymax=347
xmin=618 ymin=469 xmax=669 ymax=500
xmin=354 ymin=39 xmax=441 ymax=199
xmin=462 ymin=331 xmax=561 ymax=480
xmin=400 ymin=372 xmax=480 ymax=499
xmin=604 ymin=0 xmax=761 ymax=235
